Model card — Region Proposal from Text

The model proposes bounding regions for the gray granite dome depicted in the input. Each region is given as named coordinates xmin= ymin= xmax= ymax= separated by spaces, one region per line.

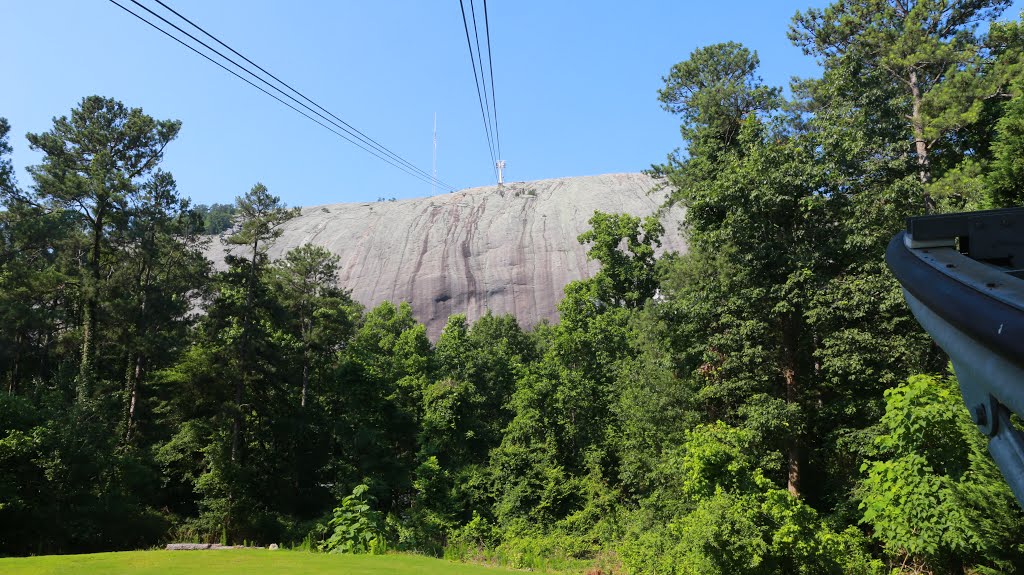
xmin=208 ymin=173 xmax=686 ymax=338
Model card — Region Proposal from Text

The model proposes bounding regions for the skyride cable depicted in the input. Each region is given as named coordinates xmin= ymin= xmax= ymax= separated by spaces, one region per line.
xmin=149 ymin=0 xmax=455 ymax=192
xmin=468 ymin=0 xmax=496 ymax=158
xmin=482 ymin=0 xmax=501 ymax=160
xmin=110 ymin=0 xmax=455 ymax=192
xmin=458 ymin=0 xmax=499 ymax=182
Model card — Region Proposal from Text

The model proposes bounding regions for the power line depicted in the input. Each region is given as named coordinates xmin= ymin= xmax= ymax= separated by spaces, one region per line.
xmin=482 ymin=0 xmax=501 ymax=160
xmin=458 ymin=0 xmax=498 ymax=182
xmin=110 ymin=0 xmax=455 ymax=192
xmin=148 ymin=0 xmax=455 ymax=192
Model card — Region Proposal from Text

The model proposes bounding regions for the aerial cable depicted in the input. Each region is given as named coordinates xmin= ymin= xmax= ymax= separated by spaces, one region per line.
xmin=127 ymin=0 xmax=453 ymax=191
xmin=458 ymin=0 xmax=499 ymax=182
xmin=109 ymin=0 xmax=448 ymax=190
xmin=466 ymin=0 xmax=498 ymax=180
xmin=110 ymin=0 xmax=455 ymax=192
xmin=111 ymin=0 xmax=446 ymax=190
xmin=468 ymin=0 xmax=496 ymax=156
xmin=148 ymin=0 xmax=455 ymax=192
xmin=482 ymin=0 xmax=501 ymax=160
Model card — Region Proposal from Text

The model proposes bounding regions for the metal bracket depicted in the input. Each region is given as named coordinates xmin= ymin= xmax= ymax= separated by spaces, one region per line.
xmin=969 ymin=394 xmax=1000 ymax=438
xmin=989 ymin=406 xmax=1024 ymax=506
xmin=907 ymin=207 xmax=1024 ymax=268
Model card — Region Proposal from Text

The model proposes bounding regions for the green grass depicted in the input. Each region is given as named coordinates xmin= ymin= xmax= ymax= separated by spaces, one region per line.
xmin=0 ymin=549 xmax=529 ymax=575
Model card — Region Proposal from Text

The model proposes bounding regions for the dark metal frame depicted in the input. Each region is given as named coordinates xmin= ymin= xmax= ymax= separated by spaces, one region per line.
xmin=887 ymin=207 xmax=1024 ymax=506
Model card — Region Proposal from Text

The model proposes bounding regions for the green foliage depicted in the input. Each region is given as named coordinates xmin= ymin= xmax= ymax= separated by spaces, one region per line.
xmin=576 ymin=211 xmax=664 ymax=309
xmin=271 ymin=243 xmax=359 ymax=408
xmin=658 ymin=42 xmax=782 ymax=146
xmin=194 ymin=203 xmax=238 ymax=235
xmin=859 ymin=374 xmax=1024 ymax=572
xmin=0 ymin=118 xmax=15 ymax=196
xmin=427 ymin=312 xmax=531 ymax=467
xmin=25 ymin=96 xmax=183 ymax=396
xmin=444 ymin=512 xmax=497 ymax=560
xmin=620 ymin=423 xmax=882 ymax=575
xmin=987 ymin=81 xmax=1024 ymax=206
xmin=790 ymin=0 xmax=1016 ymax=206
xmin=338 ymin=301 xmax=432 ymax=510
xmin=226 ymin=183 xmax=300 ymax=258
xmin=319 ymin=484 xmax=387 ymax=555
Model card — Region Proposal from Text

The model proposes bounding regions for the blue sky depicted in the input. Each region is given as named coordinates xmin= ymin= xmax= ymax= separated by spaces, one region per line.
xmin=4 ymin=1 xmax=1022 ymax=207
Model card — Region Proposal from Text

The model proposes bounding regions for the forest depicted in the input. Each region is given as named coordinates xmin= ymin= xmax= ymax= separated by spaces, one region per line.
xmin=4 ymin=1 xmax=1024 ymax=573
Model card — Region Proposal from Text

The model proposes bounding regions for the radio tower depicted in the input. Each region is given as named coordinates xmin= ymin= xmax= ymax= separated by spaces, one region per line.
xmin=432 ymin=113 xmax=438 ymax=196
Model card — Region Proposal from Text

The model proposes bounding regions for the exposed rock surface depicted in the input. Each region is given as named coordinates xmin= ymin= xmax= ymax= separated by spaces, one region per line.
xmin=208 ymin=173 xmax=686 ymax=339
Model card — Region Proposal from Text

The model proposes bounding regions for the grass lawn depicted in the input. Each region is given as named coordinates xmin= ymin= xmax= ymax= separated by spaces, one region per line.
xmin=0 ymin=549 xmax=529 ymax=575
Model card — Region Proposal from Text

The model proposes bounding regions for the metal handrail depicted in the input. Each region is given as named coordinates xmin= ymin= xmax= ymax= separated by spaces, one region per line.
xmin=886 ymin=208 xmax=1024 ymax=506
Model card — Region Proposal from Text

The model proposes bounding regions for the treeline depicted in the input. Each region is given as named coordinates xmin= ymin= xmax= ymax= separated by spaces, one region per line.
xmin=4 ymin=1 xmax=1024 ymax=573
xmin=193 ymin=203 xmax=237 ymax=235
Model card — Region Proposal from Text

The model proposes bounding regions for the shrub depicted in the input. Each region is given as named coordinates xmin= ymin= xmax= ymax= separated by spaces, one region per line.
xmin=619 ymin=423 xmax=883 ymax=575
xmin=859 ymin=374 xmax=1024 ymax=572
xmin=318 ymin=484 xmax=388 ymax=554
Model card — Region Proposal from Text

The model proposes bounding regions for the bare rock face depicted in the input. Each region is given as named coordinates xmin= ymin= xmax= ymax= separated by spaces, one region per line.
xmin=210 ymin=173 xmax=686 ymax=339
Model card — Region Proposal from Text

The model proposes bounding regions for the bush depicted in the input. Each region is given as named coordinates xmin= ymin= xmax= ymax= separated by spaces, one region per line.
xmin=618 ymin=423 xmax=883 ymax=575
xmin=859 ymin=374 xmax=1024 ymax=572
xmin=318 ymin=484 xmax=388 ymax=554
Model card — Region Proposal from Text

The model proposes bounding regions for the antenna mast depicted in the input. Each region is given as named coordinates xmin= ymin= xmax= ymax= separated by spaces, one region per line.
xmin=432 ymin=113 xmax=438 ymax=196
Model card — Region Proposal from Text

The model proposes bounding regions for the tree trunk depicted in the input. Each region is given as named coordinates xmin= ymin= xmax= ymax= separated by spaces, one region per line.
xmin=42 ymin=299 xmax=56 ymax=380
xmin=785 ymin=366 xmax=801 ymax=498
xmin=78 ymin=210 xmax=104 ymax=400
xmin=301 ymin=311 xmax=311 ymax=408
xmin=783 ymin=316 xmax=801 ymax=497
xmin=8 ymin=333 xmax=21 ymax=395
xmin=231 ymin=379 xmax=243 ymax=462
xmin=124 ymin=354 xmax=143 ymax=444
xmin=79 ymin=303 xmax=96 ymax=399
xmin=909 ymin=69 xmax=935 ymax=212
xmin=231 ymin=236 xmax=259 ymax=464
xmin=125 ymin=262 xmax=152 ymax=446
xmin=301 ymin=358 xmax=309 ymax=408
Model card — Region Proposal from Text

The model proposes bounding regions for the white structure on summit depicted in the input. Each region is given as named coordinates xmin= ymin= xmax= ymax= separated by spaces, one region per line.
xmin=496 ymin=160 xmax=506 ymax=185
